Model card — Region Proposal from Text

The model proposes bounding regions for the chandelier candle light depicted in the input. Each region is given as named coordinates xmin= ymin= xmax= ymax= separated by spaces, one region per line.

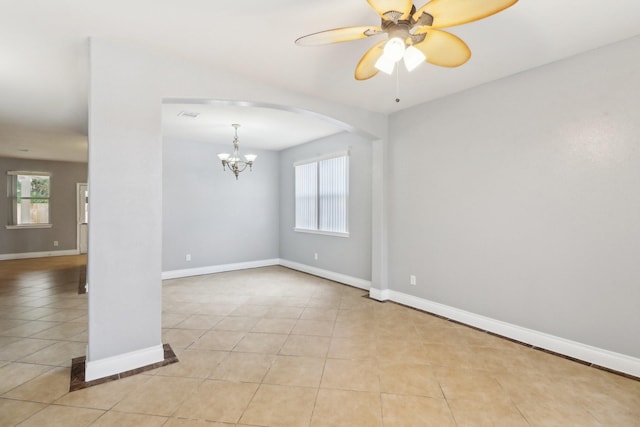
xmin=217 ymin=124 xmax=257 ymax=180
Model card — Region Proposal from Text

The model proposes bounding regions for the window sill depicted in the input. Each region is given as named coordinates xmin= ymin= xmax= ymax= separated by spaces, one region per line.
xmin=6 ymin=224 xmax=53 ymax=230
xmin=294 ymin=228 xmax=349 ymax=238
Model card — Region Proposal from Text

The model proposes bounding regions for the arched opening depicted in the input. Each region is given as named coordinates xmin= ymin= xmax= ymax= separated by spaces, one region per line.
xmin=161 ymin=98 xmax=379 ymax=287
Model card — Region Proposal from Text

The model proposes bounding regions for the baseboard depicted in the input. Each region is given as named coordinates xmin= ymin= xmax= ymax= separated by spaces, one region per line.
xmin=163 ymin=258 xmax=372 ymax=291
xmin=0 ymin=249 xmax=80 ymax=261
xmin=279 ymin=259 xmax=371 ymax=290
xmin=368 ymin=287 xmax=390 ymax=301
xmin=85 ymin=344 xmax=164 ymax=382
xmin=369 ymin=287 xmax=640 ymax=379
xmin=162 ymin=258 xmax=280 ymax=280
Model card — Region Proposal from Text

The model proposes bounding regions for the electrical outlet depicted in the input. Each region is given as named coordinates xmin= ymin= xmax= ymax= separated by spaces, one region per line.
xmin=53 ymin=240 xmax=59 ymax=247
xmin=185 ymin=254 xmax=191 ymax=261
xmin=314 ymin=253 xmax=318 ymax=260
xmin=410 ymin=275 xmax=416 ymax=285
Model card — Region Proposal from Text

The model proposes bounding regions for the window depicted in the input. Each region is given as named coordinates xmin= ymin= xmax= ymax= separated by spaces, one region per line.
xmin=295 ymin=153 xmax=349 ymax=236
xmin=7 ymin=171 xmax=51 ymax=228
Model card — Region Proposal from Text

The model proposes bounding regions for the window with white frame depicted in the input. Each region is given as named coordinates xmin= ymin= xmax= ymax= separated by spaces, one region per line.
xmin=7 ymin=171 xmax=51 ymax=227
xmin=294 ymin=152 xmax=349 ymax=236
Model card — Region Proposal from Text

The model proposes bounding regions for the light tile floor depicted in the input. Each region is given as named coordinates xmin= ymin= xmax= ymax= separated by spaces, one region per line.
xmin=1 ymin=255 xmax=639 ymax=426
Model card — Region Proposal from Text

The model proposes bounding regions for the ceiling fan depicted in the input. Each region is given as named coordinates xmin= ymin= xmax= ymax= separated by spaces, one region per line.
xmin=295 ymin=0 xmax=518 ymax=80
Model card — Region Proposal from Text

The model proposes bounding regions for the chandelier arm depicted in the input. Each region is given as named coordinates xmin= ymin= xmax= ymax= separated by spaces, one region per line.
xmin=236 ymin=162 xmax=249 ymax=173
xmin=228 ymin=160 xmax=249 ymax=173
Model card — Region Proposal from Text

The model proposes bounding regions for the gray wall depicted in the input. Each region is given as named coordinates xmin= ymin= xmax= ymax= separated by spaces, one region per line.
xmin=163 ymin=138 xmax=279 ymax=271
xmin=279 ymin=132 xmax=372 ymax=281
xmin=0 ymin=157 xmax=87 ymax=255
xmin=388 ymin=36 xmax=640 ymax=358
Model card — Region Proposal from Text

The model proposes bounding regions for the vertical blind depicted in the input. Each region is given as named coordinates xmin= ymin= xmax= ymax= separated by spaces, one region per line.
xmin=294 ymin=162 xmax=318 ymax=230
xmin=295 ymin=154 xmax=349 ymax=234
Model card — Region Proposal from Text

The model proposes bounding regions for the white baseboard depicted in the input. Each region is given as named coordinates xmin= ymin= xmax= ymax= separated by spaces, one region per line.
xmin=369 ymin=287 xmax=390 ymax=301
xmin=163 ymin=258 xmax=371 ymax=291
xmin=369 ymin=287 xmax=640 ymax=378
xmin=279 ymin=259 xmax=371 ymax=290
xmin=0 ymin=249 xmax=80 ymax=261
xmin=162 ymin=258 xmax=280 ymax=280
xmin=85 ymin=344 xmax=164 ymax=382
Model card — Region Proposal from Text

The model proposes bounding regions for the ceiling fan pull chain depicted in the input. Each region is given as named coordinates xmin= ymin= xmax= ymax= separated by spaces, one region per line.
xmin=395 ymin=66 xmax=400 ymax=103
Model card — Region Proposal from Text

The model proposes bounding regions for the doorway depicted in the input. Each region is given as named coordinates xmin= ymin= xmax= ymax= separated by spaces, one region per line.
xmin=77 ymin=183 xmax=88 ymax=254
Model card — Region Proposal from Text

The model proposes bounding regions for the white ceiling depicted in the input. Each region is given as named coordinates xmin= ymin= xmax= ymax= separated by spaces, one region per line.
xmin=2 ymin=0 xmax=640 ymax=162
xmin=162 ymin=101 xmax=347 ymax=151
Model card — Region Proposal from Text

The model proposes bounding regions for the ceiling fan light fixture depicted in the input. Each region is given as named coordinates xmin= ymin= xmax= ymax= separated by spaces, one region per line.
xmin=375 ymin=37 xmax=407 ymax=74
xmin=374 ymin=54 xmax=396 ymax=75
xmin=403 ymin=45 xmax=426 ymax=71
xmin=383 ymin=37 xmax=406 ymax=62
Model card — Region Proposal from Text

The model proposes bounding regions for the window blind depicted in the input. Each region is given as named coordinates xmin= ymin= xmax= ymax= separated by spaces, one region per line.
xmin=294 ymin=153 xmax=349 ymax=235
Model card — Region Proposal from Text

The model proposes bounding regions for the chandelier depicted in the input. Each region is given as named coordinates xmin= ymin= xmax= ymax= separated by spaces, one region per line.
xmin=216 ymin=124 xmax=257 ymax=180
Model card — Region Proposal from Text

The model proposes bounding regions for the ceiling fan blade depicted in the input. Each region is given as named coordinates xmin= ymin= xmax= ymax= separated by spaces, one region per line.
xmin=367 ymin=0 xmax=414 ymax=21
xmin=295 ymin=26 xmax=382 ymax=46
xmin=355 ymin=40 xmax=386 ymax=80
xmin=412 ymin=28 xmax=471 ymax=67
xmin=413 ymin=0 xmax=518 ymax=28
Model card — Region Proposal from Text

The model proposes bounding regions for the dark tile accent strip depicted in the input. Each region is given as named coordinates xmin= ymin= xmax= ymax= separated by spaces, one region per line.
xmin=486 ymin=331 xmax=532 ymax=348
xmin=69 ymin=344 xmax=178 ymax=392
xmin=361 ymin=294 xmax=386 ymax=303
xmin=387 ymin=300 xmax=640 ymax=383
xmin=591 ymin=364 xmax=640 ymax=382
xmin=534 ymin=346 xmax=592 ymax=366
xmin=447 ymin=318 xmax=486 ymax=333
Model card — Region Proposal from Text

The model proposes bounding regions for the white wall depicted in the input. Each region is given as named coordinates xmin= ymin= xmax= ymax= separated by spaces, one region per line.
xmin=279 ymin=132 xmax=373 ymax=281
xmin=163 ymin=139 xmax=279 ymax=271
xmin=387 ymin=35 xmax=640 ymax=359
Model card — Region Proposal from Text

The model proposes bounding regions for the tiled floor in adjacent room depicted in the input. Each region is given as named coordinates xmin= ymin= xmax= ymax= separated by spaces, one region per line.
xmin=1 ymin=255 xmax=639 ymax=426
